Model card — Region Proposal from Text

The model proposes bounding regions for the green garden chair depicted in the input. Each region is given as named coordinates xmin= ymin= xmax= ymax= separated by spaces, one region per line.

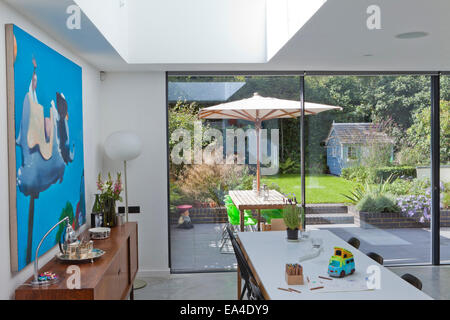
xmin=220 ymin=202 xmax=258 ymax=253
xmin=261 ymin=209 xmax=283 ymax=224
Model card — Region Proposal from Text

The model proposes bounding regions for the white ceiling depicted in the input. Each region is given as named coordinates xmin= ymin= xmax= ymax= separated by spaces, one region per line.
xmin=270 ymin=0 xmax=450 ymax=71
xmin=4 ymin=0 xmax=450 ymax=72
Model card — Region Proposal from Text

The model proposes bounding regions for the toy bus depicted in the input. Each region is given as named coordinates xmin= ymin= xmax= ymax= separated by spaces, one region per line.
xmin=328 ymin=247 xmax=355 ymax=278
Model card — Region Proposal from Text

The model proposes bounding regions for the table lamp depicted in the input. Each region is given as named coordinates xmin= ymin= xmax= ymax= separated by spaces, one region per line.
xmin=104 ymin=131 xmax=143 ymax=223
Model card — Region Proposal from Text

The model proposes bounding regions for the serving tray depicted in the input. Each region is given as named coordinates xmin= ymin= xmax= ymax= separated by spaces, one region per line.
xmin=55 ymin=248 xmax=105 ymax=263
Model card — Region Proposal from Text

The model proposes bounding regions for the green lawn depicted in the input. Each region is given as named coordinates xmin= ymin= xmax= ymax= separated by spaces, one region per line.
xmin=261 ymin=174 xmax=357 ymax=204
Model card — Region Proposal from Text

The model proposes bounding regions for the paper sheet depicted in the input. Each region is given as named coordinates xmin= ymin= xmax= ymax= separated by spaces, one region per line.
xmin=306 ymin=275 xmax=373 ymax=293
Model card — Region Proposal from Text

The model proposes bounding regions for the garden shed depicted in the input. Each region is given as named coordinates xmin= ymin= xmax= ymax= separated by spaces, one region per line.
xmin=325 ymin=122 xmax=394 ymax=176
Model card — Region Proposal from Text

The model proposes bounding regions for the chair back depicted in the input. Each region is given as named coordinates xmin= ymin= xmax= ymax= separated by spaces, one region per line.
xmin=401 ymin=273 xmax=422 ymax=291
xmin=226 ymin=226 xmax=264 ymax=300
xmin=347 ymin=237 xmax=361 ymax=249
xmin=227 ymin=227 xmax=252 ymax=282
xmin=366 ymin=252 xmax=384 ymax=265
xmin=248 ymin=280 xmax=265 ymax=300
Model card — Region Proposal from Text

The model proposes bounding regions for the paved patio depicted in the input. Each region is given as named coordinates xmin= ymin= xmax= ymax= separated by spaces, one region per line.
xmin=170 ymin=224 xmax=237 ymax=272
xmin=170 ymin=223 xmax=450 ymax=272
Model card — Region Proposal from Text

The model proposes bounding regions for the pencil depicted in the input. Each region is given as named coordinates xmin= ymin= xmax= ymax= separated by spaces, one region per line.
xmin=310 ymin=286 xmax=324 ymax=291
xmin=288 ymin=288 xmax=301 ymax=293
xmin=278 ymin=287 xmax=291 ymax=292
xmin=318 ymin=276 xmax=332 ymax=280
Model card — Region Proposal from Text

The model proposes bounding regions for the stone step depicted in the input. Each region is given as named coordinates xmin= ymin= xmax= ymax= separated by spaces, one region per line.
xmin=305 ymin=204 xmax=348 ymax=214
xmin=305 ymin=213 xmax=354 ymax=225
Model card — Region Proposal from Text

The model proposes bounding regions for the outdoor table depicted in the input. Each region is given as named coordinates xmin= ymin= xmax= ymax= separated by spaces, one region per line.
xmin=236 ymin=230 xmax=433 ymax=300
xmin=228 ymin=190 xmax=287 ymax=232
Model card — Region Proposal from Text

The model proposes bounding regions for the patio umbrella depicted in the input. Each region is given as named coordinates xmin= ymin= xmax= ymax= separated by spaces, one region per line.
xmin=198 ymin=92 xmax=343 ymax=190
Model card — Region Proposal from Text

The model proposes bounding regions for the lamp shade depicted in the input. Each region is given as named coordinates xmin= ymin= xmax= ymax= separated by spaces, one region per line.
xmin=104 ymin=131 xmax=143 ymax=161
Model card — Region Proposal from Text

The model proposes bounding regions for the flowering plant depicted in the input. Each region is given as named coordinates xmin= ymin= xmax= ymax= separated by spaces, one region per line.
xmin=397 ymin=181 xmax=444 ymax=222
xmin=97 ymin=172 xmax=123 ymax=203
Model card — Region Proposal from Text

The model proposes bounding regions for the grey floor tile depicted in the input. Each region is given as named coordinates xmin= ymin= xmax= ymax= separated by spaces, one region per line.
xmin=134 ymin=272 xmax=237 ymax=300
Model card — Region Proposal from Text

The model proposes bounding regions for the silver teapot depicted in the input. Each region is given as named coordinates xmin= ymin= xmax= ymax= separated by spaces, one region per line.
xmin=58 ymin=222 xmax=78 ymax=255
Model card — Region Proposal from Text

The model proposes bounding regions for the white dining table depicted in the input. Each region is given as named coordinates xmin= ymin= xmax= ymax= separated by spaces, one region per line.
xmin=237 ymin=230 xmax=432 ymax=300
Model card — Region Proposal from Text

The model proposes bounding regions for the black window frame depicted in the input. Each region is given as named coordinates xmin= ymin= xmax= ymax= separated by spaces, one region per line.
xmin=166 ymin=71 xmax=446 ymax=273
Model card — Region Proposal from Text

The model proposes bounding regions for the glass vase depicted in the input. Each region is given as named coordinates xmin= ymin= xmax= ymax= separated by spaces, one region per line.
xmin=103 ymin=197 xmax=117 ymax=228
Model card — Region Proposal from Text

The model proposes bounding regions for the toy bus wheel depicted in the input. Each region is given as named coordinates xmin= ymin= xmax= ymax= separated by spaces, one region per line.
xmin=350 ymin=269 xmax=355 ymax=274
xmin=340 ymin=271 xmax=345 ymax=278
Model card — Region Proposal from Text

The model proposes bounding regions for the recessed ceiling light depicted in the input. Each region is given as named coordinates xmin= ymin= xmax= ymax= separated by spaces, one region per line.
xmin=395 ymin=31 xmax=428 ymax=39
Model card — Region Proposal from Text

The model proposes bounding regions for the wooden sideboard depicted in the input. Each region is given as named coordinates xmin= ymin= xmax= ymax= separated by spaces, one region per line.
xmin=15 ymin=222 xmax=139 ymax=300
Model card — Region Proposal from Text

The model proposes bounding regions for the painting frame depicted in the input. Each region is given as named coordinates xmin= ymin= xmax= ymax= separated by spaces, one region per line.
xmin=5 ymin=24 xmax=86 ymax=272
xmin=6 ymin=24 xmax=18 ymax=272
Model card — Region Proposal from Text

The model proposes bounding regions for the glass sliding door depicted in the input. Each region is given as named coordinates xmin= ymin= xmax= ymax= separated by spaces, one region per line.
xmin=167 ymin=75 xmax=299 ymax=272
xmin=304 ymin=75 xmax=432 ymax=265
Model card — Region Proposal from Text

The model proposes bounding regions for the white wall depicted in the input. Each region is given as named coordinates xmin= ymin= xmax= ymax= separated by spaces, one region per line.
xmin=99 ymin=72 xmax=169 ymax=276
xmin=0 ymin=0 xmax=102 ymax=299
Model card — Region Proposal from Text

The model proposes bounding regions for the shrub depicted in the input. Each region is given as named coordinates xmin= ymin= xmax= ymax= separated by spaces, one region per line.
xmin=397 ymin=182 xmax=446 ymax=222
xmin=444 ymin=182 xmax=450 ymax=209
xmin=341 ymin=175 xmax=393 ymax=204
xmin=279 ymin=157 xmax=300 ymax=174
xmin=383 ymin=178 xmax=428 ymax=196
xmin=356 ymin=194 xmax=399 ymax=213
xmin=179 ymin=163 xmax=252 ymax=205
xmin=444 ymin=191 xmax=450 ymax=209
xmin=341 ymin=166 xmax=369 ymax=183
xmin=369 ymin=166 xmax=416 ymax=183
xmin=342 ymin=166 xmax=416 ymax=184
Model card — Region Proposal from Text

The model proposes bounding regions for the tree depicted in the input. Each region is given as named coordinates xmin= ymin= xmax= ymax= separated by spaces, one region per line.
xmin=400 ymin=100 xmax=450 ymax=165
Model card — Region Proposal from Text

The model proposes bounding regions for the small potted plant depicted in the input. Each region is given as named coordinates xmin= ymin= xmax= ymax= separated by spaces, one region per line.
xmin=283 ymin=195 xmax=301 ymax=240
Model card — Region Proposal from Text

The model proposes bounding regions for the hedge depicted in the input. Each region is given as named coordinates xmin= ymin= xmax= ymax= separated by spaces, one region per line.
xmin=372 ymin=166 xmax=417 ymax=182
xmin=342 ymin=166 xmax=416 ymax=183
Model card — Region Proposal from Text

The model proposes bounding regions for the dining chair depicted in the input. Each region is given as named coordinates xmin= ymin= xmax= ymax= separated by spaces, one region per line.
xmin=248 ymin=279 xmax=265 ymax=300
xmin=366 ymin=252 xmax=384 ymax=265
xmin=401 ymin=273 xmax=423 ymax=291
xmin=227 ymin=226 xmax=254 ymax=299
xmin=226 ymin=225 xmax=264 ymax=300
xmin=347 ymin=237 xmax=361 ymax=249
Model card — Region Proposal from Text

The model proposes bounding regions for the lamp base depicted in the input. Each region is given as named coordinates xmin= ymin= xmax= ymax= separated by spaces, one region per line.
xmin=133 ymin=279 xmax=147 ymax=290
xmin=30 ymin=278 xmax=59 ymax=287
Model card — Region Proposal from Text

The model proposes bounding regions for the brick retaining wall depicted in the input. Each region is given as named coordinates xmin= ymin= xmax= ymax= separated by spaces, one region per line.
xmin=170 ymin=207 xmax=228 ymax=225
xmin=350 ymin=206 xmax=450 ymax=229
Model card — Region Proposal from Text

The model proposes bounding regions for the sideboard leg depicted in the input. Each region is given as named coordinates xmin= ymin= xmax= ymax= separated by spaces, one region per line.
xmin=130 ymin=286 xmax=135 ymax=300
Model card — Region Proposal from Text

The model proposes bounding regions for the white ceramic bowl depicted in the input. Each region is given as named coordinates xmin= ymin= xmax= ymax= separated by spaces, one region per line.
xmin=89 ymin=227 xmax=111 ymax=240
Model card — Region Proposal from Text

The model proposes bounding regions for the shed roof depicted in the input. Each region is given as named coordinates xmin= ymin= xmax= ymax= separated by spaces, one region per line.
xmin=325 ymin=123 xmax=394 ymax=145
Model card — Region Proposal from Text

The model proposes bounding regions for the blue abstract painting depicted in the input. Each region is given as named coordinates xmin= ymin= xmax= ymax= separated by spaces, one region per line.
xmin=7 ymin=25 xmax=85 ymax=271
